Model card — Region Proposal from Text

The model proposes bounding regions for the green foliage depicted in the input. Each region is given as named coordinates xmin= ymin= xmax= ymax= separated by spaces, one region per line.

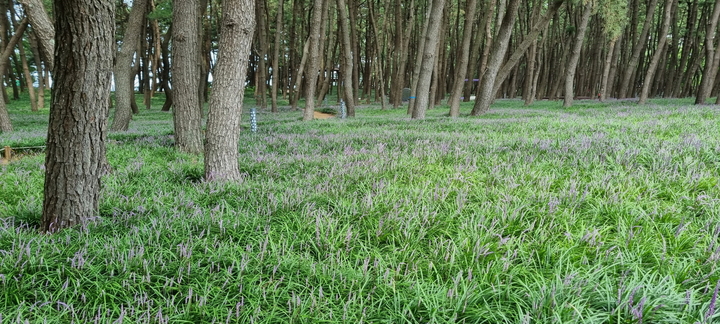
xmin=598 ymin=0 xmax=628 ymax=39
xmin=1 ymin=98 xmax=720 ymax=322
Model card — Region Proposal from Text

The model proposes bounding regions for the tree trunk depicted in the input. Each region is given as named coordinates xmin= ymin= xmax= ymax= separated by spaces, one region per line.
xmin=160 ymin=27 xmax=173 ymax=112
xmin=470 ymin=0 xmax=521 ymax=115
xmin=172 ymin=0 xmax=204 ymax=153
xmin=255 ymin=0 xmax=269 ymax=108
xmin=205 ymin=0 xmax=255 ymax=182
xmin=640 ymin=0 xmax=676 ymax=105
xmin=0 ymin=18 xmax=27 ymax=133
xmin=619 ymin=0 xmax=658 ymax=98
xmin=367 ymin=0 xmax=387 ymax=110
xmin=696 ymin=0 xmax=720 ymax=104
xmin=412 ymin=0 xmax=446 ymax=119
xmin=599 ymin=37 xmax=616 ymax=102
xmin=563 ymin=1 xmax=593 ymax=108
xmin=271 ymin=0 xmax=284 ymax=112
xmin=448 ymin=0 xmax=478 ymax=117
xmin=408 ymin=2 xmax=432 ymax=115
xmin=110 ymin=0 xmax=147 ymax=131
xmin=19 ymin=0 xmax=54 ymax=71
xmin=491 ymin=0 xmax=565 ymax=98
xmin=337 ymin=0 xmax=356 ymax=116
xmin=42 ymin=0 xmax=114 ymax=233
xmin=302 ymin=0 xmax=326 ymax=121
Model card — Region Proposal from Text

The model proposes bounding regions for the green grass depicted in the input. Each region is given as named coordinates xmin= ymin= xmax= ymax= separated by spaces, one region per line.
xmin=1 ymin=94 xmax=720 ymax=323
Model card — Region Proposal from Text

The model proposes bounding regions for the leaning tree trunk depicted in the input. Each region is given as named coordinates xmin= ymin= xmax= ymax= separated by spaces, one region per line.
xmin=448 ymin=0 xmax=478 ymax=117
xmin=563 ymin=1 xmax=593 ymax=108
xmin=0 ymin=18 xmax=28 ymax=132
xmin=412 ymin=0 xmax=446 ymax=120
xmin=110 ymin=0 xmax=147 ymax=131
xmin=172 ymin=0 xmax=204 ymax=153
xmin=42 ymin=0 xmax=114 ymax=233
xmin=640 ymin=0 xmax=676 ymax=105
xmin=696 ymin=0 xmax=720 ymax=104
xmin=619 ymin=0 xmax=658 ymax=98
xmin=302 ymin=0 xmax=326 ymax=121
xmin=19 ymin=0 xmax=54 ymax=71
xmin=470 ymin=0 xmax=521 ymax=115
xmin=205 ymin=0 xmax=255 ymax=182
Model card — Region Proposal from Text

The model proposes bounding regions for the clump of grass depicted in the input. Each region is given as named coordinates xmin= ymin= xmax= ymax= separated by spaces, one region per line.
xmin=1 ymin=98 xmax=720 ymax=322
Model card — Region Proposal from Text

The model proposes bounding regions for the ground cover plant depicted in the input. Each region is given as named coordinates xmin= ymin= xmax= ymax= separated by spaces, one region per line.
xmin=1 ymin=97 xmax=720 ymax=323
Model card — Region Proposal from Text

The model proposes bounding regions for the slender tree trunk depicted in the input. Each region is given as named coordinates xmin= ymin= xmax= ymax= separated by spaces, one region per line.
xmin=110 ymin=0 xmax=147 ymax=131
xmin=408 ymin=2 xmax=431 ymax=116
xmin=0 ymin=18 xmax=27 ymax=132
xmin=696 ymin=0 xmax=720 ymax=104
xmin=492 ymin=0 xmax=565 ymax=97
xmin=619 ymin=0 xmax=659 ymax=98
xmin=303 ymin=0 xmax=326 ymax=121
xmin=448 ymin=0 xmax=478 ymax=117
xmin=599 ymin=38 xmax=616 ymax=102
xmin=172 ymin=0 xmax=204 ymax=153
xmin=255 ymin=0 xmax=269 ymax=108
xmin=42 ymin=0 xmax=114 ymax=233
xmin=271 ymin=0 xmax=284 ymax=112
xmin=290 ymin=40 xmax=310 ymax=110
xmin=337 ymin=0 xmax=355 ymax=116
xmin=205 ymin=0 xmax=255 ymax=182
xmin=640 ymin=0 xmax=676 ymax=105
xmin=563 ymin=1 xmax=593 ymax=108
xmin=368 ymin=0 xmax=387 ymax=109
xmin=160 ymin=27 xmax=174 ymax=112
xmin=470 ymin=0 xmax=521 ymax=115
xmin=412 ymin=0 xmax=446 ymax=119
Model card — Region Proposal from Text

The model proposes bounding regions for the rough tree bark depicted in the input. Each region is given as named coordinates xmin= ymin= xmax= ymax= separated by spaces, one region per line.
xmin=205 ymin=0 xmax=255 ymax=181
xmin=110 ymin=0 xmax=147 ymax=131
xmin=172 ymin=0 xmax=204 ymax=153
xmin=563 ymin=1 xmax=593 ymax=108
xmin=42 ymin=0 xmax=114 ymax=233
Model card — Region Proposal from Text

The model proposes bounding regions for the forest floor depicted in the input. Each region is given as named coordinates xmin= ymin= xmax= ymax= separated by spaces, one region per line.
xmin=1 ymin=96 xmax=719 ymax=323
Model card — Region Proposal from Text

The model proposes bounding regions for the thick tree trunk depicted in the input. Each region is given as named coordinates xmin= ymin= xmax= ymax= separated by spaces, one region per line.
xmin=640 ymin=0 xmax=676 ymax=105
xmin=271 ymin=0 xmax=284 ymax=112
xmin=302 ymin=0 xmax=326 ymax=121
xmin=172 ymin=0 xmax=204 ymax=153
xmin=470 ymin=0 xmax=521 ymax=115
xmin=205 ymin=0 xmax=255 ymax=182
xmin=563 ymin=1 xmax=593 ymax=108
xmin=42 ymin=0 xmax=114 ymax=233
xmin=696 ymin=0 xmax=720 ymax=104
xmin=412 ymin=0 xmax=446 ymax=119
xmin=337 ymin=0 xmax=355 ymax=116
xmin=0 ymin=18 xmax=27 ymax=133
xmin=110 ymin=0 xmax=147 ymax=131
xmin=448 ymin=0 xmax=478 ymax=117
xmin=19 ymin=0 xmax=54 ymax=71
